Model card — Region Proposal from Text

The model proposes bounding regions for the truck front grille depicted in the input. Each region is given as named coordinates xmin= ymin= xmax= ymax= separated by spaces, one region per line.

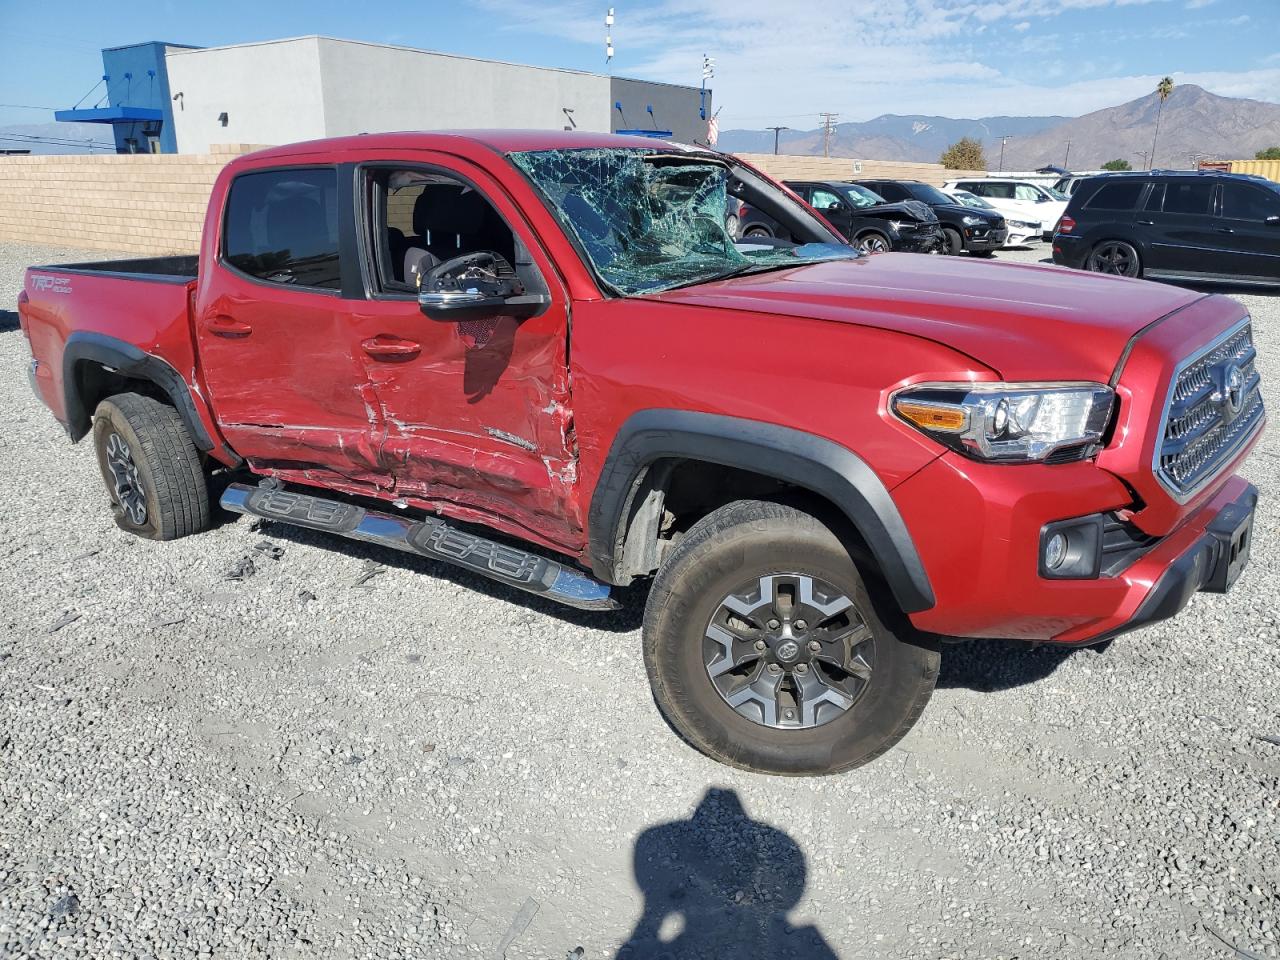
xmin=1156 ymin=321 xmax=1263 ymax=501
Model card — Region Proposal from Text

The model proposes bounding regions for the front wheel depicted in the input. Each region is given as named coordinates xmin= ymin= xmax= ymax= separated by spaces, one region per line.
xmin=642 ymin=500 xmax=940 ymax=775
xmin=1086 ymin=239 xmax=1142 ymax=277
xmin=743 ymin=225 xmax=771 ymax=239
xmin=940 ymin=227 xmax=963 ymax=256
xmin=858 ymin=232 xmax=891 ymax=254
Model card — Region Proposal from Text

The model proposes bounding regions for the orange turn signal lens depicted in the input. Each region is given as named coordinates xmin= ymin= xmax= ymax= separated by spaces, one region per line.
xmin=894 ymin=399 xmax=968 ymax=433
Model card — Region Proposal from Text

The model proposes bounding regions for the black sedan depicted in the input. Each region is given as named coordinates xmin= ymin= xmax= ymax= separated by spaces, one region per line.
xmin=853 ymin=179 xmax=1008 ymax=255
xmin=739 ymin=180 xmax=943 ymax=253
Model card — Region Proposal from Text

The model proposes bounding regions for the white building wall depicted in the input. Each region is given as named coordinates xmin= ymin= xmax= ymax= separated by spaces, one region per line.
xmin=315 ymin=39 xmax=611 ymax=137
xmin=166 ymin=38 xmax=328 ymax=153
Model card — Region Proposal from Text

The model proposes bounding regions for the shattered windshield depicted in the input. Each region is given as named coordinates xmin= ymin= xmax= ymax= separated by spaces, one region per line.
xmin=509 ymin=148 xmax=857 ymax=295
xmin=841 ymin=183 xmax=885 ymax=208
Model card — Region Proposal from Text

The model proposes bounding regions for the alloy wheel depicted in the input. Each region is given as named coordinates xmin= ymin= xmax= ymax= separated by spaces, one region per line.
xmin=703 ymin=573 xmax=874 ymax=729
xmin=1087 ymin=241 xmax=1139 ymax=277
xmin=105 ymin=432 xmax=147 ymax=525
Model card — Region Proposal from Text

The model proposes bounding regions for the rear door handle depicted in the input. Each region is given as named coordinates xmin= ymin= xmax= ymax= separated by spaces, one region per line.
xmin=1215 ymin=227 xmax=1235 ymax=234
xmin=361 ymin=335 xmax=421 ymax=359
xmin=205 ymin=315 xmax=252 ymax=337
xmin=1135 ymin=219 xmax=1155 ymax=226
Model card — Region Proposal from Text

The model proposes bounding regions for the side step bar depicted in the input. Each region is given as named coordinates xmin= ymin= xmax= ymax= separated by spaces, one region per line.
xmin=220 ymin=482 xmax=617 ymax=611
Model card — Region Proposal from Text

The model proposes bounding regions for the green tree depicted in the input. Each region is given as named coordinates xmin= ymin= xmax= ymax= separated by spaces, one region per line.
xmin=1256 ymin=147 xmax=1280 ymax=160
xmin=1148 ymin=76 xmax=1174 ymax=169
xmin=940 ymin=137 xmax=987 ymax=170
xmin=1101 ymin=158 xmax=1132 ymax=171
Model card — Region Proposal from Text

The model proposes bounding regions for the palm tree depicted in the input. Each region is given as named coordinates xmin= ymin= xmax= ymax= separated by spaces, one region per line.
xmin=1148 ymin=76 xmax=1174 ymax=170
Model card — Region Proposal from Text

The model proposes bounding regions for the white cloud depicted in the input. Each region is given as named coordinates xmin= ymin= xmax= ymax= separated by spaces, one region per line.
xmin=1184 ymin=0 xmax=1218 ymax=7
xmin=1228 ymin=14 xmax=1250 ymax=24
xmin=473 ymin=0 xmax=1278 ymax=124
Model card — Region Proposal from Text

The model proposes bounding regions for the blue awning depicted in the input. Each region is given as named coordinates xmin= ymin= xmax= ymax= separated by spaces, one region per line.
xmin=55 ymin=106 xmax=163 ymax=124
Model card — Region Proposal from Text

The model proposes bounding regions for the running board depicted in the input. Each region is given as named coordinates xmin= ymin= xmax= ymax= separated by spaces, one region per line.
xmin=219 ymin=482 xmax=617 ymax=611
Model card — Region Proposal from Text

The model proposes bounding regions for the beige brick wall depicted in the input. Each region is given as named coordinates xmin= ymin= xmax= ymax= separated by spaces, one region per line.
xmin=735 ymin=153 xmax=986 ymax=187
xmin=0 ymin=145 xmax=268 ymax=256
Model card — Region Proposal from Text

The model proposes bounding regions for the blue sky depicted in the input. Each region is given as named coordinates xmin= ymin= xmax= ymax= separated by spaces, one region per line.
xmin=1 ymin=0 xmax=1277 ymax=131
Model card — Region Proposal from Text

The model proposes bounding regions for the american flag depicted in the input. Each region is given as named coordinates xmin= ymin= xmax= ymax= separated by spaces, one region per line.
xmin=707 ymin=113 xmax=719 ymax=146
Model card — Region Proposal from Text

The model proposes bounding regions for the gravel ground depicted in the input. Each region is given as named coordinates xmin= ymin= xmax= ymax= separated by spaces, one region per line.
xmin=1 ymin=239 xmax=1278 ymax=960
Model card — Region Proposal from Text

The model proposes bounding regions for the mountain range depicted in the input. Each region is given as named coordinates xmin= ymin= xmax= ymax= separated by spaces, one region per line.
xmin=718 ymin=85 xmax=1280 ymax=170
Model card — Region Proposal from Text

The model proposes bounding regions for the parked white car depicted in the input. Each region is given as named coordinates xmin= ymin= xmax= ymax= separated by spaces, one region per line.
xmin=942 ymin=177 xmax=1068 ymax=240
xmin=947 ymin=190 xmax=1042 ymax=246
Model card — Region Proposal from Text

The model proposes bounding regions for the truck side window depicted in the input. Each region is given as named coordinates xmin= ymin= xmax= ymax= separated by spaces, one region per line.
xmin=223 ymin=168 xmax=341 ymax=289
xmin=368 ymin=168 xmax=518 ymax=293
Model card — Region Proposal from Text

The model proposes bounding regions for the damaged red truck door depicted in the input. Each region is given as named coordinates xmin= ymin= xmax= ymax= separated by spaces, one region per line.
xmin=194 ymin=166 xmax=391 ymax=485
xmin=347 ymin=157 xmax=582 ymax=551
xmin=198 ymin=153 xmax=582 ymax=550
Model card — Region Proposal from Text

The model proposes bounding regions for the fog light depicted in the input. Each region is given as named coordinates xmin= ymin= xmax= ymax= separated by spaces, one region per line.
xmin=1044 ymin=532 xmax=1067 ymax=570
xmin=1039 ymin=516 xmax=1105 ymax=579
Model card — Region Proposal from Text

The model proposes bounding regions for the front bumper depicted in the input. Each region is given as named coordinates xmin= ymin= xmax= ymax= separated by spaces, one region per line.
xmin=896 ymin=224 xmax=944 ymax=253
xmin=1077 ymin=481 xmax=1256 ymax=645
xmin=962 ymin=224 xmax=1007 ymax=252
xmin=894 ymin=449 xmax=1258 ymax=643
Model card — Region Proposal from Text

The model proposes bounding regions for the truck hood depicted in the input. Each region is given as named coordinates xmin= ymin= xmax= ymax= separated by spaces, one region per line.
xmin=649 ymin=254 xmax=1203 ymax=382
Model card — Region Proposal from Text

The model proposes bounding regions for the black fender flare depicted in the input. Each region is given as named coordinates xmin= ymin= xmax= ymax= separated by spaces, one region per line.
xmin=61 ymin=331 xmax=225 ymax=456
xmin=586 ymin=409 xmax=935 ymax=613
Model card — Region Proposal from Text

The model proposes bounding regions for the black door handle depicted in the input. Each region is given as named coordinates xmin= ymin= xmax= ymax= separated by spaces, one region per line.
xmin=1135 ymin=219 xmax=1154 ymax=226
xmin=1215 ymin=227 xmax=1235 ymax=234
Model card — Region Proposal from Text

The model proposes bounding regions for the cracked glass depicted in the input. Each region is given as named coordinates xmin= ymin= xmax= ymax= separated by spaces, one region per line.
xmin=510 ymin=148 xmax=856 ymax=296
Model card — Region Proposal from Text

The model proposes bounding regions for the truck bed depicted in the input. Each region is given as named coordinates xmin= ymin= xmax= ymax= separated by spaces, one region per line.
xmin=33 ymin=255 xmax=199 ymax=284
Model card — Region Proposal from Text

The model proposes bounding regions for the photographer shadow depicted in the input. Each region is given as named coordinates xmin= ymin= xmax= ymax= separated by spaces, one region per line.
xmin=617 ymin=788 xmax=837 ymax=960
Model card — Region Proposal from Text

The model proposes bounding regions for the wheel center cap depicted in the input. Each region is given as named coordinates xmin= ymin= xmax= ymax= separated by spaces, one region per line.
xmin=775 ymin=640 xmax=799 ymax=662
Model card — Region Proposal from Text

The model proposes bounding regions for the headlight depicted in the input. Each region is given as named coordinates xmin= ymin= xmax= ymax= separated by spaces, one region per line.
xmin=892 ymin=382 xmax=1115 ymax=463
xmin=961 ymin=215 xmax=985 ymax=226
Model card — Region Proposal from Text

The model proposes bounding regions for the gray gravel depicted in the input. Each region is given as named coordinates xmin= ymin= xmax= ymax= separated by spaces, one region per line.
xmin=1 ymin=239 xmax=1278 ymax=959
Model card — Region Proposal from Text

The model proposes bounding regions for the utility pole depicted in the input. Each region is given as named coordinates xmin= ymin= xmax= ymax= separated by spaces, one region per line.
xmin=1063 ymin=138 xmax=1072 ymax=169
xmin=700 ymin=54 xmax=715 ymax=120
xmin=996 ymin=135 xmax=1013 ymax=172
xmin=1134 ymin=149 xmax=1149 ymax=170
xmin=819 ymin=112 xmax=838 ymax=158
xmin=767 ymin=125 xmax=789 ymax=155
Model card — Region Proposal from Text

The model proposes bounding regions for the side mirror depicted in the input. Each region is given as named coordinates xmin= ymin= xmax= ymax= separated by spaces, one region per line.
xmin=417 ymin=252 xmax=547 ymax=321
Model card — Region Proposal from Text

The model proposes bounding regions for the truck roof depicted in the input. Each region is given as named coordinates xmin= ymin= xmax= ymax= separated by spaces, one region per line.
xmin=240 ymin=129 xmax=698 ymax=163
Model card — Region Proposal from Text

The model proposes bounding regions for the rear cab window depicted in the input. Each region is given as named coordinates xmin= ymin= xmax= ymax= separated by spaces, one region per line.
xmin=222 ymin=168 xmax=342 ymax=289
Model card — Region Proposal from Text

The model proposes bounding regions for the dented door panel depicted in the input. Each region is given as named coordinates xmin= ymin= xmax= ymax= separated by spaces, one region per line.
xmin=354 ymin=156 xmax=583 ymax=552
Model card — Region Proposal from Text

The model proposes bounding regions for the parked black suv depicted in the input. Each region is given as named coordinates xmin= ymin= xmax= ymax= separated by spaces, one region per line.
xmin=1053 ymin=171 xmax=1280 ymax=285
xmin=853 ymin=179 xmax=1008 ymax=256
xmin=740 ymin=180 xmax=942 ymax=253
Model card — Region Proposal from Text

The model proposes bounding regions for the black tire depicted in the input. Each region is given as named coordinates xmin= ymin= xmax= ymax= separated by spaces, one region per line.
xmin=92 ymin=393 xmax=210 ymax=540
xmin=643 ymin=500 xmax=940 ymax=776
xmin=858 ymin=232 xmax=890 ymax=254
xmin=971 ymin=249 xmax=996 ymax=258
xmin=1085 ymin=239 xmax=1142 ymax=277
xmin=743 ymin=225 xmax=771 ymax=239
xmin=941 ymin=226 xmax=963 ymax=256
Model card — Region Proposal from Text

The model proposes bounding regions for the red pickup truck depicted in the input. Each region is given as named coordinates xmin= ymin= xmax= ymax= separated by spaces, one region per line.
xmin=18 ymin=131 xmax=1263 ymax=775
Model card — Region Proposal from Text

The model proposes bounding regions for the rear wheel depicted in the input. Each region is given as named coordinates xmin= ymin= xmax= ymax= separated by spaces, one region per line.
xmin=1086 ymin=239 xmax=1142 ymax=277
xmin=92 ymin=393 xmax=210 ymax=540
xmin=744 ymin=225 xmax=771 ymax=239
xmin=858 ymin=232 xmax=891 ymax=254
xmin=941 ymin=226 xmax=963 ymax=256
xmin=643 ymin=500 xmax=940 ymax=775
